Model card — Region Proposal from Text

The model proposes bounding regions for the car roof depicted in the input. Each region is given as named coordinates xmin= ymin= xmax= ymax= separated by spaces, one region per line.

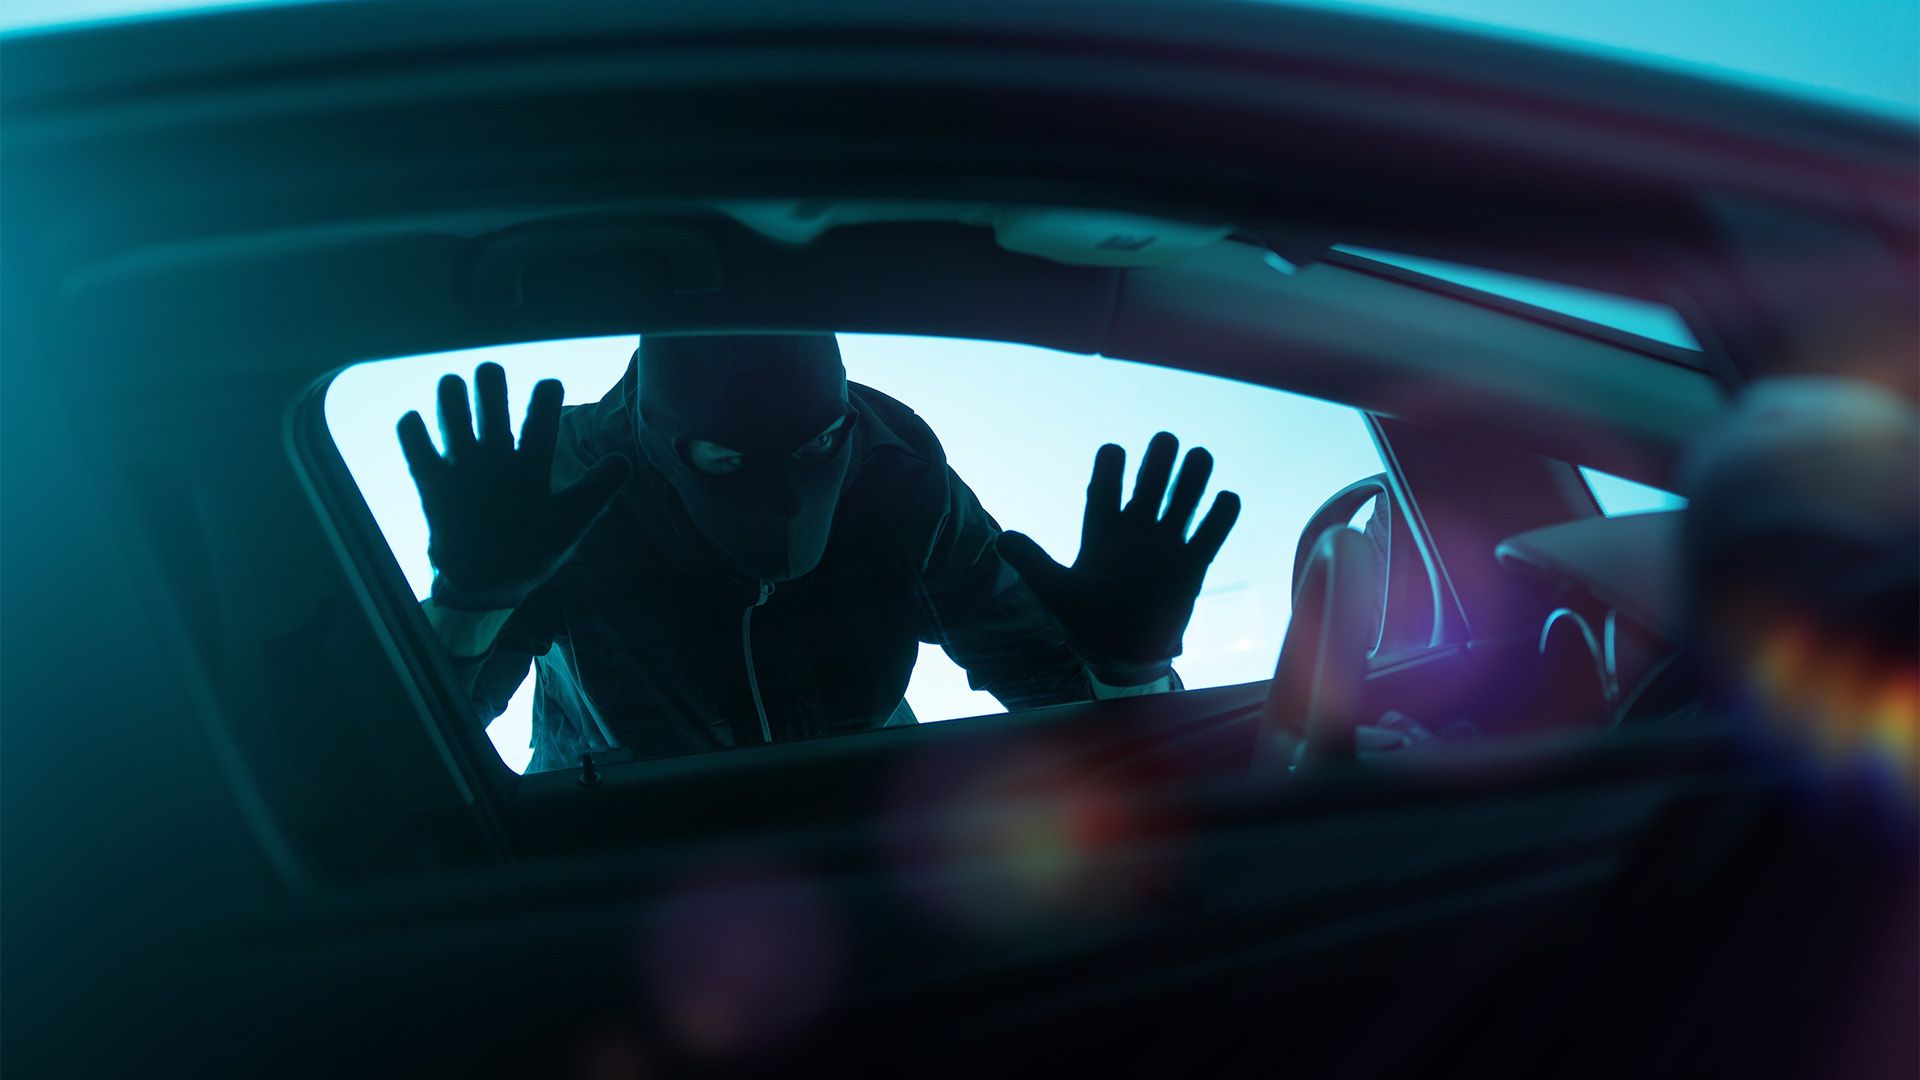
xmin=5 ymin=0 xmax=1914 ymax=484
xmin=5 ymin=0 xmax=1915 ymax=119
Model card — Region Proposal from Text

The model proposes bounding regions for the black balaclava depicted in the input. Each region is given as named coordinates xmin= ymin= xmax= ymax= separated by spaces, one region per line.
xmin=633 ymin=333 xmax=854 ymax=584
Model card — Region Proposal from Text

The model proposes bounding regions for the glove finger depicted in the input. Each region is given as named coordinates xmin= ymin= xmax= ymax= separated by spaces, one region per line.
xmin=550 ymin=455 xmax=631 ymax=546
xmin=397 ymin=410 xmax=446 ymax=484
xmin=1083 ymin=443 xmax=1124 ymax=537
xmin=474 ymin=362 xmax=514 ymax=451
xmin=996 ymin=530 xmax=1070 ymax=605
xmin=518 ymin=378 xmax=566 ymax=479
xmin=1187 ymin=490 xmax=1242 ymax=566
xmin=436 ymin=373 xmax=478 ymax=463
xmin=1162 ymin=446 xmax=1214 ymax=533
xmin=1125 ymin=431 xmax=1179 ymax=517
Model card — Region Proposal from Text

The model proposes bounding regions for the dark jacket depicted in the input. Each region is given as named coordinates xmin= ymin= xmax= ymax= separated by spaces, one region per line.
xmin=452 ymin=364 xmax=1093 ymax=772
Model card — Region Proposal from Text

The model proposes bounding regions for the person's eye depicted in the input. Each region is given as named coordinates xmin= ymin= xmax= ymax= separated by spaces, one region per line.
xmin=686 ymin=440 xmax=746 ymax=475
xmin=792 ymin=417 xmax=847 ymax=460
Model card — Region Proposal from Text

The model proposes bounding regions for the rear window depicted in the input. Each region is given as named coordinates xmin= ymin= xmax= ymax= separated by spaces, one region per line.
xmin=1581 ymin=467 xmax=1687 ymax=516
xmin=325 ymin=335 xmax=1384 ymax=773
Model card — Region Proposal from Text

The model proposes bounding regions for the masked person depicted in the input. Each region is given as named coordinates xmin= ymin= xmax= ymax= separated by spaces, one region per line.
xmin=398 ymin=334 xmax=1240 ymax=772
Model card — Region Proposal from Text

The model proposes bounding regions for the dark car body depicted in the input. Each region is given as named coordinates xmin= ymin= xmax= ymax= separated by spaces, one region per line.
xmin=3 ymin=2 xmax=1914 ymax=1076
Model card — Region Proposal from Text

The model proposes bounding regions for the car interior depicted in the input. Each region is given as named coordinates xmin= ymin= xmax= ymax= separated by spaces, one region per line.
xmin=4 ymin=4 xmax=1914 ymax=1077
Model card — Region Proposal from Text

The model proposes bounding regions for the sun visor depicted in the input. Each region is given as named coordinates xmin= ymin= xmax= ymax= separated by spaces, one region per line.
xmin=990 ymin=208 xmax=1234 ymax=268
xmin=721 ymin=200 xmax=1233 ymax=268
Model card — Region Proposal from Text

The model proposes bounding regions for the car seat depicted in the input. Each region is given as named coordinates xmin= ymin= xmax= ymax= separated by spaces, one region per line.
xmin=1258 ymin=524 xmax=1382 ymax=771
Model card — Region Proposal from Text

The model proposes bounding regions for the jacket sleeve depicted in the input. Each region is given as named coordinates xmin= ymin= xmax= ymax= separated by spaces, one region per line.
xmin=426 ymin=401 xmax=592 ymax=733
xmin=424 ymin=585 xmax=561 ymax=731
xmin=915 ymin=466 xmax=1095 ymax=710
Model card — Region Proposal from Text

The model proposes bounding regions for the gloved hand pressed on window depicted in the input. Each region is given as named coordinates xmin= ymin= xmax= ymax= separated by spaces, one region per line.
xmin=997 ymin=432 xmax=1240 ymax=686
xmin=397 ymin=362 xmax=630 ymax=612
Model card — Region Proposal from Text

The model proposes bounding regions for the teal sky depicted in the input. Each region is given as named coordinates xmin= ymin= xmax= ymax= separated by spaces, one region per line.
xmin=6 ymin=0 xmax=1916 ymax=117
xmin=1324 ymin=0 xmax=1918 ymax=117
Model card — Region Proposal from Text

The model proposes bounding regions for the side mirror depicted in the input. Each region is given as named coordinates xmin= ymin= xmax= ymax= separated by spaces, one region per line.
xmin=1258 ymin=476 xmax=1442 ymax=775
xmin=1291 ymin=472 xmax=1442 ymax=657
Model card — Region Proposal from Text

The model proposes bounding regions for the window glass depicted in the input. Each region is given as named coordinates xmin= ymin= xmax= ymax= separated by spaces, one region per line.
xmin=1334 ymin=246 xmax=1703 ymax=351
xmin=1581 ymin=466 xmax=1688 ymax=516
xmin=325 ymin=335 xmax=1383 ymax=773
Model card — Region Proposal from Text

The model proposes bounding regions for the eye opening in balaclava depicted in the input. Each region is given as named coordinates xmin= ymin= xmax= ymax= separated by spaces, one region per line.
xmin=681 ymin=410 xmax=855 ymax=477
xmin=633 ymin=333 xmax=854 ymax=583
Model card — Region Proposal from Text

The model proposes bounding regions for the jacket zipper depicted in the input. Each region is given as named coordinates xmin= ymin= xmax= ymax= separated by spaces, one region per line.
xmin=742 ymin=580 xmax=775 ymax=744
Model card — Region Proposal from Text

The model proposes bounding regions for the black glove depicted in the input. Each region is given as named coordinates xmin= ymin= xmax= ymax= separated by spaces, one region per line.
xmin=397 ymin=362 xmax=630 ymax=611
xmin=998 ymin=432 xmax=1240 ymax=685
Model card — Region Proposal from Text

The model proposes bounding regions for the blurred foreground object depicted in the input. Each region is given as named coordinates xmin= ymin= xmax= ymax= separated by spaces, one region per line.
xmin=1681 ymin=377 xmax=1920 ymax=790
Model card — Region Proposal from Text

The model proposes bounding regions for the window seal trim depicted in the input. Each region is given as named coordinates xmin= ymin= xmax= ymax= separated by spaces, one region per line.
xmin=286 ymin=373 xmax=522 ymax=822
xmin=1321 ymin=249 xmax=1710 ymax=374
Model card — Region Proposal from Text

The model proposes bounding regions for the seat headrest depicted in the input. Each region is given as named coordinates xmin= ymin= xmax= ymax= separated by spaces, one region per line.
xmin=1263 ymin=525 xmax=1383 ymax=765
